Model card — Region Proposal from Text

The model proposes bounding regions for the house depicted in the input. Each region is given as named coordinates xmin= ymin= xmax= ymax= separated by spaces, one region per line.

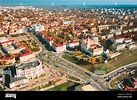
xmin=115 ymin=37 xmax=124 ymax=44
xmin=98 ymin=25 xmax=110 ymax=32
xmin=33 ymin=24 xmax=45 ymax=32
xmin=107 ymin=33 xmax=114 ymax=39
xmin=16 ymin=27 xmax=27 ymax=34
xmin=67 ymin=40 xmax=79 ymax=48
xmin=0 ymin=57 xmax=15 ymax=64
xmin=62 ymin=20 xmax=72 ymax=25
xmin=92 ymin=46 xmax=103 ymax=56
xmin=107 ymin=52 xmax=121 ymax=59
xmin=115 ymin=43 xmax=126 ymax=51
xmin=127 ymin=43 xmax=136 ymax=50
xmin=124 ymin=38 xmax=132 ymax=43
xmin=110 ymin=29 xmax=122 ymax=35
xmin=0 ymin=29 xmax=4 ymax=35
xmin=52 ymin=42 xmax=66 ymax=53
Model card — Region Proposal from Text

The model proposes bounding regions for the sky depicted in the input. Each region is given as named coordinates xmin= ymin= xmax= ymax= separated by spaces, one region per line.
xmin=0 ymin=0 xmax=137 ymax=6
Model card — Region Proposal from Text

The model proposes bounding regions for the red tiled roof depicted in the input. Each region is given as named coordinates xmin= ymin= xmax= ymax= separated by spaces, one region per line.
xmin=134 ymin=81 xmax=137 ymax=86
xmin=53 ymin=42 xmax=64 ymax=47
xmin=1 ymin=40 xmax=13 ymax=44
xmin=0 ymin=57 xmax=14 ymax=60
xmin=13 ymin=41 xmax=25 ymax=48
xmin=125 ymin=38 xmax=132 ymax=40
xmin=90 ymin=44 xmax=96 ymax=47
xmin=44 ymin=35 xmax=52 ymax=41
xmin=69 ymin=41 xmax=79 ymax=44
xmin=115 ymin=37 xmax=124 ymax=40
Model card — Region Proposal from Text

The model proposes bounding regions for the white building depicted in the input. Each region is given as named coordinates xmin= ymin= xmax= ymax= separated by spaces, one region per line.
xmin=16 ymin=61 xmax=44 ymax=79
xmin=10 ymin=77 xmax=29 ymax=89
xmin=67 ymin=41 xmax=79 ymax=48
xmin=19 ymin=52 xmax=34 ymax=63
xmin=16 ymin=28 xmax=27 ymax=34
xmin=115 ymin=37 xmax=124 ymax=44
xmin=124 ymin=38 xmax=132 ymax=43
xmin=0 ymin=29 xmax=4 ymax=35
xmin=92 ymin=46 xmax=103 ymax=56
xmin=34 ymin=24 xmax=45 ymax=32
xmin=98 ymin=25 xmax=110 ymax=31
xmin=52 ymin=43 xmax=66 ymax=53
xmin=110 ymin=29 xmax=122 ymax=35
xmin=115 ymin=43 xmax=126 ymax=51
xmin=107 ymin=52 xmax=121 ymax=59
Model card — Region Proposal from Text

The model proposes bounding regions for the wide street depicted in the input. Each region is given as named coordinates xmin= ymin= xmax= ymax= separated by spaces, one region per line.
xmin=29 ymin=31 xmax=137 ymax=91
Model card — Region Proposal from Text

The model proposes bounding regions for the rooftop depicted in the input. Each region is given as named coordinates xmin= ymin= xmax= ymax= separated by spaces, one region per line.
xmin=17 ymin=60 xmax=40 ymax=70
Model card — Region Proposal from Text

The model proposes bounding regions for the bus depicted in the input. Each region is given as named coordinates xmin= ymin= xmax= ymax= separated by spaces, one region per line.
xmin=85 ymin=71 xmax=92 ymax=76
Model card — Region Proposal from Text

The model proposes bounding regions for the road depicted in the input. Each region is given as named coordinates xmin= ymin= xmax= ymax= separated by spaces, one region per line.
xmin=101 ymin=62 xmax=137 ymax=89
xmin=29 ymin=32 xmax=108 ymax=91
xmin=29 ymin=31 xmax=137 ymax=91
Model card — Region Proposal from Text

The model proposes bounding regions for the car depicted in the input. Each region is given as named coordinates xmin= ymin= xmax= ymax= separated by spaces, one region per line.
xmin=95 ymin=79 xmax=97 ymax=81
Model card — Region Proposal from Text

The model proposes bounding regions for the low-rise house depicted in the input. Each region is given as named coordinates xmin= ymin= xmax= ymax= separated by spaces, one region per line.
xmin=98 ymin=25 xmax=110 ymax=32
xmin=110 ymin=29 xmax=122 ymax=35
xmin=107 ymin=52 xmax=121 ymax=59
xmin=115 ymin=37 xmax=124 ymax=44
xmin=115 ymin=43 xmax=126 ymax=51
xmin=0 ymin=29 xmax=4 ymax=35
xmin=107 ymin=33 xmax=114 ymax=39
xmin=33 ymin=24 xmax=45 ymax=32
xmin=127 ymin=43 xmax=136 ymax=50
xmin=0 ymin=57 xmax=15 ymax=64
xmin=124 ymin=38 xmax=132 ymax=43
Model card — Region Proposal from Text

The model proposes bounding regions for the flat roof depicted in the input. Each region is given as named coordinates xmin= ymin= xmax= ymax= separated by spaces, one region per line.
xmin=82 ymin=84 xmax=96 ymax=91
xmin=75 ymin=84 xmax=96 ymax=91
xmin=17 ymin=60 xmax=40 ymax=70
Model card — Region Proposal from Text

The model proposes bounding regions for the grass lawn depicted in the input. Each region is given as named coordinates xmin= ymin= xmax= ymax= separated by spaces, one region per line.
xmin=0 ymin=86 xmax=3 ymax=91
xmin=47 ymin=81 xmax=79 ymax=91
xmin=42 ymin=84 xmax=51 ymax=88
xmin=28 ymin=86 xmax=39 ymax=91
xmin=68 ymin=75 xmax=80 ymax=81
xmin=62 ymin=49 xmax=137 ymax=74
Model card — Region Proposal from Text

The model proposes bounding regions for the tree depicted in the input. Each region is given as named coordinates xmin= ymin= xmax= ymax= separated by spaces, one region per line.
xmin=91 ymin=58 xmax=96 ymax=64
xmin=75 ymin=48 xmax=77 ymax=53
xmin=97 ymin=58 xmax=102 ymax=63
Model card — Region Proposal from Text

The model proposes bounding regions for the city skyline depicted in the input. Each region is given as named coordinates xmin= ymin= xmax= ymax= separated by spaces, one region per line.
xmin=0 ymin=0 xmax=137 ymax=6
